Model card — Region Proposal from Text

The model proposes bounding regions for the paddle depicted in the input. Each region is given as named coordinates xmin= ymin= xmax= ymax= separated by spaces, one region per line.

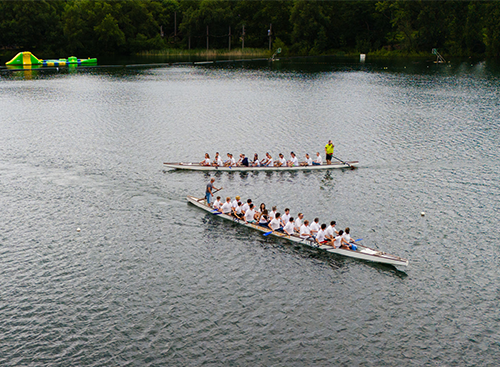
xmin=263 ymin=231 xmax=273 ymax=236
xmin=333 ymin=155 xmax=353 ymax=168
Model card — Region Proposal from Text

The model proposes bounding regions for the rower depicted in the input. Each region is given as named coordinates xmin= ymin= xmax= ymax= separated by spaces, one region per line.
xmin=213 ymin=196 xmax=222 ymax=210
xmin=233 ymin=201 xmax=244 ymax=220
xmin=224 ymin=153 xmax=236 ymax=167
xmin=313 ymin=152 xmax=323 ymax=165
xmin=325 ymin=140 xmax=334 ymax=164
xmin=244 ymin=203 xmax=257 ymax=223
xmin=261 ymin=153 xmax=274 ymax=167
xmin=275 ymin=153 xmax=286 ymax=167
xmin=300 ymin=153 xmax=312 ymax=166
xmin=240 ymin=154 xmax=249 ymax=167
xmin=299 ymin=220 xmax=313 ymax=240
xmin=221 ymin=197 xmax=233 ymax=215
xmin=269 ymin=206 xmax=277 ymax=220
xmin=252 ymin=153 xmax=260 ymax=167
xmin=287 ymin=152 xmax=299 ymax=167
xmin=310 ymin=217 xmax=320 ymax=236
xmin=268 ymin=212 xmax=282 ymax=232
xmin=281 ymin=208 xmax=291 ymax=226
xmin=294 ymin=213 xmax=304 ymax=232
xmin=325 ymin=221 xmax=338 ymax=241
xmin=212 ymin=152 xmax=223 ymax=167
xmin=258 ymin=209 xmax=270 ymax=227
xmin=232 ymin=196 xmax=241 ymax=209
xmin=241 ymin=199 xmax=252 ymax=214
xmin=316 ymin=223 xmax=328 ymax=244
xmin=283 ymin=216 xmax=295 ymax=235
xmin=342 ymin=227 xmax=356 ymax=249
xmin=332 ymin=229 xmax=344 ymax=249
xmin=200 ymin=153 xmax=211 ymax=166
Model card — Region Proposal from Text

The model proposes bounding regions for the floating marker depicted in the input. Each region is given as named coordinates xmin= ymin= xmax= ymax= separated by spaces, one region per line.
xmin=77 ymin=228 xmax=81 ymax=232
xmin=420 ymin=212 xmax=425 ymax=217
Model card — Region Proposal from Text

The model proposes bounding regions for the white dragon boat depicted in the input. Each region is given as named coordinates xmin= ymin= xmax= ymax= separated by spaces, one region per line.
xmin=187 ymin=195 xmax=409 ymax=267
xmin=165 ymin=160 xmax=359 ymax=171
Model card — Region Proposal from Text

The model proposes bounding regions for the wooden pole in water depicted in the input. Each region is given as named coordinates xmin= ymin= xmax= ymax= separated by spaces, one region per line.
xmin=206 ymin=25 xmax=209 ymax=51
xmin=242 ymin=25 xmax=245 ymax=50
xmin=229 ymin=26 xmax=231 ymax=51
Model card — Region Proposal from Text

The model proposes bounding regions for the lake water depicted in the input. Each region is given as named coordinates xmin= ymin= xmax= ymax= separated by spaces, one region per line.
xmin=1 ymin=56 xmax=499 ymax=366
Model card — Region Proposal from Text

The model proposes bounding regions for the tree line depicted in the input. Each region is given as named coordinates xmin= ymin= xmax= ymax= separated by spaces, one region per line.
xmin=1 ymin=0 xmax=500 ymax=58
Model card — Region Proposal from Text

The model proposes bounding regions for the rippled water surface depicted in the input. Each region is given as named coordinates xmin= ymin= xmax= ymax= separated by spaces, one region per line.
xmin=1 ymin=57 xmax=500 ymax=366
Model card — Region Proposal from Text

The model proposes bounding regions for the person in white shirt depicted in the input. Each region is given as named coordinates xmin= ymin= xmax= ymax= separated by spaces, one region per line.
xmin=269 ymin=206 xmax=277 ymax=220
xmin=332 ymin=229 xmax=344 ymax=248
xmin=310 ymin=218 xmax=320 ymax=236
xmin=212 ymin=152 xmax=223 ymax=167
xmin=316 ymin=223 xmax=328 ymax=244
xmin=300 ymin=153 xmax=313 ymax=166
xmin=213 ymin=196 xmax=222 ymax=210
xmin=224 ymin=153 xmax=236 ymax=167
xmin=299 ymin=220 xmax=313 ymax=240
xmin=281 ymin=208 xmax=290 ymax=226
xmin=221 ymin=197 xmax=233 ymax=215
xmin=200 ymin=153 xmax=211 ymax=166
xmin=313 ymin=152 xmax=323 ymax=166
xmin=294 ymin=213 xmax=304 ymax=232
xmin=325 ymin=221 xmax=339 ymax=241
xmin=283 ymin=217 xmax=295 ymax=235
xmin=261 ymin=153 xmax=274 ymax=167
xmin=244 ymin=203 xmax=257 ymax=223
xmin=232 ymin=196 xmax=241 ymax=209
xmin=275 ymin=153 xmax=286 ymax=167
xmin=268 ymin=212 xmax=282 ymax=232
xmin=342 ymin=227 xmax=356 ymax=249
xmin=287 ymin=152 xmax=299 ymax=167
xmin=233 ymin=201 xmax=244 ymax=219
xmin=252 ymin=153 xmax=260 ymax=167
xmin=241 ymin=199 xmax=252 ymax=214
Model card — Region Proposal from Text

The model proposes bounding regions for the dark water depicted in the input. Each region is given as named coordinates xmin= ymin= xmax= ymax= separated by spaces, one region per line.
xmin=1 ymin=57 xmax=499 ymax=366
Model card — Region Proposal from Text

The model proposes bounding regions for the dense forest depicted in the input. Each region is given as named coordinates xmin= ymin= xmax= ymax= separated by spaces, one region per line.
xmin=1 ymin=0 xmax=500 ymax=57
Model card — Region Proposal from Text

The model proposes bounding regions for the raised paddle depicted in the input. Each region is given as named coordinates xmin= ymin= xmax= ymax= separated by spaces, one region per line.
xmin=332 ymin=155 xmax=353 ymax=168
xmin=263 ymin=231 xmax=273 ymax=236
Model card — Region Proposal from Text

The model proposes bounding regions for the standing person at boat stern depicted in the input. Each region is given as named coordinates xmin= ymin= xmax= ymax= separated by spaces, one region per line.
xmin=325 ymin=140 xmax=334 ymax=164
xmin=205 ymin=178 xmax=220 ymax=206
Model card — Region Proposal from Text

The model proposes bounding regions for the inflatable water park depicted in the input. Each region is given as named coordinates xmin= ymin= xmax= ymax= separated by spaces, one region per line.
xmin=5 ymin=51 xmax=97 ymax=67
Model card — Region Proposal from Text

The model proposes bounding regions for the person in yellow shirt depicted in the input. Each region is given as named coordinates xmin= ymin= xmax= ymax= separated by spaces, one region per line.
xmin=325 ymin=140 xmax=334 ymax=164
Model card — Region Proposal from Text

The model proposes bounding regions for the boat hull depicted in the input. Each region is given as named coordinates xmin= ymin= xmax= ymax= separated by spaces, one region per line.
xmin=187 ymin=196 xmax=408 ymax=267
xmin=166 ymin=161 xmax=359 ymax=171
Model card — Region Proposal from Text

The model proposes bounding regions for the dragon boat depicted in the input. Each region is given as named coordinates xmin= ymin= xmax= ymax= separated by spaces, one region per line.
xmin=187 ymin=195 xmax=409 ymax=267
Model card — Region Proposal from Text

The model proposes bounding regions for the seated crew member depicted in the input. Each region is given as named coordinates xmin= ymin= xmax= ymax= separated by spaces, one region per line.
xmin=294 ymin=213 xmax=304 ymax=232
xmin=316 ymin=223 xmax=328 ymax=244
xmin=252 ymin=153 xmax=260 ymax=167
xmin=275 ymin=153 xmax=286 ymax=167
xmin=299 ymin=220 xmax=313 ymax=240
xmin=268 ymin=212 xmax=282 ymax=232
xmin=233 ymin=201 xmax=244 ymax=219
xmin=244 ymin=203 xmax=257 ymax=223
xmin=224 ymin=153 xmax=236 ymax=167
xmin=212 ymin=152 xmax=223 ymax=167
xmin=257 ymin=203 xmax=266 ymax=215
xmin=261 ymin=153 xmax=274 ymax=167
xmin=287 ymin=152 xmax=299 ymax=167
xmin=281 ymin=208 xmax=291 ymax=226
xmin=325 ymin=221 xmax=339 ymax=241
xmin=310 ymin=218 xmax=320 ymax=237
xmin=241 ymin=199 xmax=252 ymax=214
xmin=300 ymin=153 xmax=313 ymax=166
xmin=200 ymin=153 xmax=211 ymax=166
xmin=221 ymin=197 xmax=233 ymax=215
xmin=269 ymin=206 xmax=277 ymax=220
xmin=332 ymin=230 xmax=344 ymax=248
xmin=241 ymin=154 xmax=249 ymax=167
xmin=313 ymin=152 xmax=323 ymax=166
xmin=213 ymin=196 xmax=222 ymax=210
xmin=342 ymin=227 xmax=356 ymax=249
xmin=283 ymin=217 xmax=295 ymax=235
xmin=232 ymin=196 xmax=241 ymax=210
xmin=258 ymin=209 xmax=270 ymax=227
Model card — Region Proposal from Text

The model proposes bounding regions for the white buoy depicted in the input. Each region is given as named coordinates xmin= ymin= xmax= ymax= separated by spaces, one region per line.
xmin=77 ymin=228 xmax=81 ymax=232
xmin=420 ymin=212 xmax=425 ymax=217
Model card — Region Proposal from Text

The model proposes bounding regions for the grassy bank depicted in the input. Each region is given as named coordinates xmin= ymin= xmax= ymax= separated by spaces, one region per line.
xmin=139 ymin=48 xmax=271 ymax=58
